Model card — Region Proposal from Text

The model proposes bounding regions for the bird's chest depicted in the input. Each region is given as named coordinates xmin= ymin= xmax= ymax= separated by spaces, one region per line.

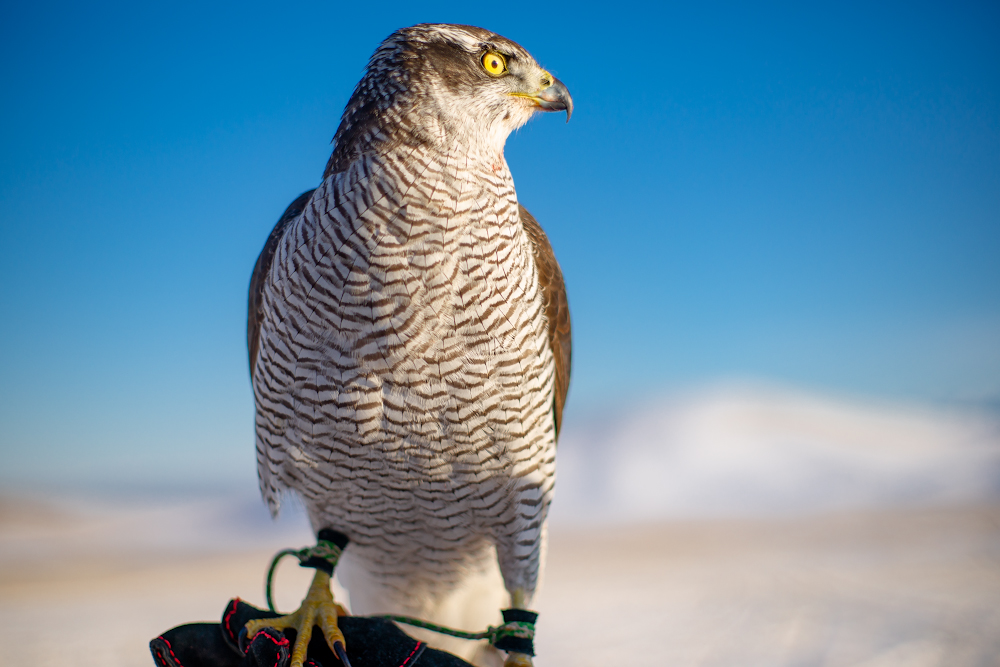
xmin=266 ymin=163 xmax=551 ymax=457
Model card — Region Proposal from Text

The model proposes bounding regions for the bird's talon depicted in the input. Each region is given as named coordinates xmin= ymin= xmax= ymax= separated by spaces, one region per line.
xmin=333 ymin=640 xmax=353 ymax=667
xmin=243 ymin=569 xmax=346 ymax=667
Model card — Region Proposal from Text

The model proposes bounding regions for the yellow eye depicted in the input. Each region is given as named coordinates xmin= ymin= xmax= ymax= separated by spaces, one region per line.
xmin=482 ymin=52 xmax=507 ymax=76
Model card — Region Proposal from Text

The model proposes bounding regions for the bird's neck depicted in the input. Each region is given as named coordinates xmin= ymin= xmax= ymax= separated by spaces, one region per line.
xmin=326 ymin=94 xmax=513 ymax=180
xmin=310 ymin=147 xmax=523 ymax=274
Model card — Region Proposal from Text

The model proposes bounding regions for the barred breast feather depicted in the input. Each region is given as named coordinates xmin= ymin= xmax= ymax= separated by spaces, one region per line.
xmin=248 ymin=145 xmax=569 ymax=620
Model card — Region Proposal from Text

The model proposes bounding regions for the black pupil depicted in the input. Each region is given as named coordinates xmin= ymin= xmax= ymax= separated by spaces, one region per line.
xmin=491 ymin=58 xmax=498 ymax=69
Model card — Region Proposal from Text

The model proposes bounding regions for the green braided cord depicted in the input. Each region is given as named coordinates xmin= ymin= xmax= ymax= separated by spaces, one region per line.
xmin=380 ymin=616 xmax=535 ymax=648
xmin=379 ymin=616 xmax=490 ymax=640
xmin=265 ymin=549 xmax=300 ymax=613
xmin=491 ymin=621 xmax=535 ymax=643
xmin=305 ymin=540 xmax=343 ymax=565
xmin=265 ymin=540 xmax=344 ymax=613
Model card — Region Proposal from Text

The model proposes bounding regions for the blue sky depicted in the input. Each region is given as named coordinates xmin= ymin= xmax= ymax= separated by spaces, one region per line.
xmin=1 ymin=1 xmax=998 ymax=489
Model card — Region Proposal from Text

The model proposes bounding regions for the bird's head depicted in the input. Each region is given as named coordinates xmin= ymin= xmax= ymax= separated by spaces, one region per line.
xmin=326 ymin=24 xmax=572 ymax=175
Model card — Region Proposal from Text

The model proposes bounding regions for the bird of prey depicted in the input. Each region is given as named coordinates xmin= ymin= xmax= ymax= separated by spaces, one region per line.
xmin=245 ymin=24 xmax=572 ymax=667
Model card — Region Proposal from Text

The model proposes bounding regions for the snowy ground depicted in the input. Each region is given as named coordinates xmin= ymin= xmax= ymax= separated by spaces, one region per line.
xmin=2 ymin=386 xmax=999 ymax=666
xmin=1 ymin=499 xmax=998 ymax=667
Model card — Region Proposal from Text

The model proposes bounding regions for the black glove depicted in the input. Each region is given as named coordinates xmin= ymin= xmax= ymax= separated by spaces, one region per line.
xmin=150 ymin=598 xmax=472 ymax=667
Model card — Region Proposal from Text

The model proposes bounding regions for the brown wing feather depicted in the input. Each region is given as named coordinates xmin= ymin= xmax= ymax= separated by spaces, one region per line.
xmin=248 ymin=189 xmax=316 ymax=378
xmin=519 ymin=204 xmax=572 ymax=438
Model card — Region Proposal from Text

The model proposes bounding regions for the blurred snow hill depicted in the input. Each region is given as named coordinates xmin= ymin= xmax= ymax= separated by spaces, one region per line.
xmin=552 ymin=384 xmax=1000 ymax=524
xmin=4 ymin=382 xmax=999 ymax=551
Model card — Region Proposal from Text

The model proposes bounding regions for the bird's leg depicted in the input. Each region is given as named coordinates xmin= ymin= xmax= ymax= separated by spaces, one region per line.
xmin=510 ymin=589 xmax=527 ymax=612
xmin=500 ymin=589 xmax=535 ymax=667
xmin=245 ymin=530 xmax=351 ymax=667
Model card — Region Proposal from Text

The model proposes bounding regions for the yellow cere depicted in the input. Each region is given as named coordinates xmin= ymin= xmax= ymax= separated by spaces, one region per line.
xmin=482 ymin=52 xmax=507 ymax=76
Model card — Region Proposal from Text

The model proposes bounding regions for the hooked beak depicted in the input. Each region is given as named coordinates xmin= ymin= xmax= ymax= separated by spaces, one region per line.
xmin=512 ymin=75 xmax=574 ymax=122
xmin=536 ymin=76 xmax=573 ymax=122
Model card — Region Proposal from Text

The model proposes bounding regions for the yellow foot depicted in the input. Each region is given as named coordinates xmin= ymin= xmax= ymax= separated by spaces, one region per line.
xmin=504 ymin=651 xmax=533 ymax=667
xmin=244 ymin=569 xmax=348 ymax=667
